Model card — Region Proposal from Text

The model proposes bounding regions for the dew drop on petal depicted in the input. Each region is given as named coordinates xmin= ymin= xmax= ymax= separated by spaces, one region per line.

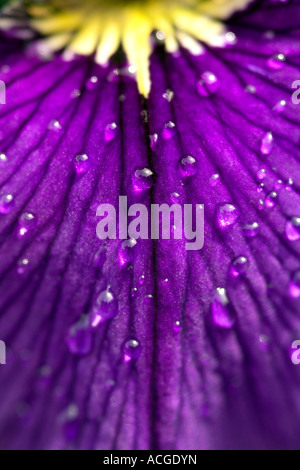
xmin=274 ymin=179 xmax=283 ymax=190
xmin=74 ymin=154 xmax=89 ymax=174
xmin=149 ymin=133 xmax=158 ymax=149
xmin=162 ymin=121 xmax=177 ymax=140
xmin=230 ymin=256 xmax=249 ymax=277
xmin=260 ymin=131 xmax=273 ymax=155
xmin=66 ymin=316 xmax=92 ymax=356
xmin=85 ymin=75 xmax=99 ymax=90
xmin=209 ymin=173 xmax=220 ymax=186
xmin=104 ymin=122 xmax=118 ymax=142
xmin=217 ymin=204 xmax=239 ymax=228
xmin=0 ymin=153 xmax=7 ymax=164
xmin=132 ymin=167 xmax=154 ymax=192
xmin=17 ymin=258 xmax=29 ymax=275
xmin=265 ymin=191 xmax=278 ymax=208
xmin=0 ymin=193 xmax=14 ymax=214
xmin=273 ymin=99 xmax=286 ymax=114
xmin=91 ymin=288 xmax=118 ymax=327
xmin=267 ymin=53 xmax=286 ymax=70
xmin=139 ymin=275 xmax=145 ymax=286
xmin=131 ymin=287 xmax=138 ymax=299
xmin=18 ymin=212 xmax=37 ymax=236
xmin=118 ymin=238 xmax=137 ymax=266
xmin=170 ymin=192 xmax=180 ymax=204
xmin=180 ymin=155 xmax=198 ymax=177
xmin=162 ymin=89 xmax=174 ymax=102
xmin=48 ymin=120 xmax=62 ymax=131
xmin=173 ymin=320 xmax=181 ymax=333
xmin=211 ymin=287 xmax=235 ymax=329
xmin=197 ymin=71 xmax=220 ymax=97
xmin=257 ymin=168 xmax=266 ymax=181
xmin=289 ymin=271 xmax=300 ymax=298
xmin=286 ymin=178 xmax=294 ymax=191
xmin=242 ymin=222 xmax=260 ymax=238
xmin=123 ymin=338 xmax=142 ymax=362
xmin=286 ymin=217 xmax=300 ymax=241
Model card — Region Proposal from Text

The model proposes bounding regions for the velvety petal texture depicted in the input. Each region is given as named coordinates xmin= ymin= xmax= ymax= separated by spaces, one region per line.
xmin=0 ymin=0 xmax=300 ymax=450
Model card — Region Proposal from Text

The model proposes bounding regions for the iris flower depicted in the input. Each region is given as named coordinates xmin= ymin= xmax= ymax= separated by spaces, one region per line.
xmin=0 ymin=0 xmax=300 ymax=451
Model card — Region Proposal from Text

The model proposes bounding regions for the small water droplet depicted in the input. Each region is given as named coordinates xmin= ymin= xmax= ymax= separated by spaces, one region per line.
xmin=123 ymin=338 xmax=142 ymax=362
xmin=0 ymin=153 xmax=7 ymax=164
xmin=209 ymin=173 xmax=220 ymax=186
xmin=119 ymin=238 xmax=137 ymax=266
xmin=245 ymin=84 xmax=256 ymax=94
xmin=180 ymin=155 xmax=198 ymax=177
xmin=274 ymin=179 xmax=283 ymax=190
xmin=66 ymin=316 xmax=92 ymax=356
xmin=197 ymin=71 xmax=220 ymax=97
xmin=267 ymin=53 xmax=286 ymax=70
xmin=74 ymin=154 xmax=89 ymax=174
xmin=286 ymin=217 xmax=300 ymax=241
xmin=162 ymin=121 xmax=177 ymax=140
xmin=173 ymin=320 xmax=181 ymax=333
xmin=290 ymin=271 xmax=300 ymax=298
xmin=18 ymin=212 xmax=37 ymax=236
xmin=257 ymin=183 xmax=265 ymax=193
xmin=0 ymin=193 xmax=14 ymax=214
xmin=131 ymin=287 xmax=138 ymax=299
xmin=91 ymin=288 xmax=118 ymax=327
xmin=257 ymin=168 xmax=266 ymax=181
xmin=170 ymin=192 xmax=180 ymax=204
xmin=286 ymin=178 xmax=294 ymax=191
xmin=265 ymin=191 xmax=277 ymax=208
xmin=104 ymin=122 xmax=118 ymax=142
xmin=71 ymin=89 xmax=81 ymax=99
xmin=48 ymin=120 xmax=62 ymax=131
xmin=211 ymin=287 xmax=235 ymax=329
xmin=217 ymin=204 xmax=239 ymax=228
xmin=242 ymin=222 xmax=260 ymax=238
xmin=86 ymin=76 xmax=99 ymax=90
xmin=132 ymin=167 xmax=154 ymax=192
xmin=273 ymin=99 xmax=286 ymax=114
xmin=230 ymin=256 xmax=249 ymax=277
xmin=260 ymin=131 xmax=273 ymax=155
xmin=162 ymin=89 xmax=174 ymax=102
xmin=149 ymin=133 xmax=158 ymax=149
xmin=139 ymin=275 xmax=145 ymax=286
xmin=62 ymin=403 xmax=80 ymax=441
xmin=17 ymin=258 xmax=29 ymax=275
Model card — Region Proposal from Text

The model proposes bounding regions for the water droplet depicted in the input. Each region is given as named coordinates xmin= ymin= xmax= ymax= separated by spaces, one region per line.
xmin=273 ymin=99 xmax=286 ymax=114
xmin=230 ymin=256 xmax=249 ymax=277
xmin=274 ymin=179 xmax=283 ymax=190
xmin=180 ymin=155 xmax=198 ymax=177
xmin=162 ymin=121 xmax=177 ymax=140
xmin=132 ymin=167 xmax=154 ymax=192
xmin=209 ymin=173 xmax=220 ymax=186
xmin=242 ymin=222 xmax=260 ymax=238
xmin=139 ymin=275 xmax=145 ymax=286
xmin=267 ymin=53 xmax=286 ymax=70
xmin=62 ymin=403 xmax=80 ymax=441
xmin=48 ymin=120 xmax=62 ymax=131
xmin=260 ymin=131 xmax=273 ymax=155
xmin=0 ymin=153 xmax=7 ymax=164
xmin=18 ymin=212 xmax=37 ymax=236
xmin=93 ymin=243 xmax=106 ymax=268
xmin=211 ymin=287 xmax=235 ymax=329
xmin=144 ymin=294 xmax=153 ymax=304
xmin=123 ymin=338 xmax=142 ymax=362
xmin=131 ymin=287 xmax=138 ymax=299
xmin=149 ymin=133 xmax=158 ymax=149
xmin=289 ymin=271 xmax=300 ymax=298
xmin=118 ymin=238 xmax=137 ymax=266
xmin=257 ymin=183 xmax=265 ymax=193
xmin=91 ymin=288 xmax=118 ymax=327
xmin=155 ymin=30 xmax=166 ymax=42
xmin=217 ymin=204 xmax=239 ymax=228
xmin=173 ymin=320 xmax=181 ymax=333
xmin=170 ymin=192 xmax=180 ymax=204
xmin=0 ymin=193 xmax=14 ymax=214
xmin=257 ymin=168 xmax=266 ymax=181
xmin=245 ymin=84 xmax=256 ymax=94
xmin=197 ymin=71 xmax=220 ymax=97
xmin=265 ymin=191 xmax=277 ymax=208
xmin=286 ymin=178 xmax=294 ymax=191
xmin=70 ymin=89 xmax=81 ymax=99
xmin=286 ymin=217 xmax=300 ymax=241
xmin=66 ymin=316 xmax=92 ymax=356
xmin=86 ymin=75 xmax=98 ymax=90
xmin=162 ymin=89 xmax=174 ymax=102
xmin=74 ymin=154 xmax=89 ymax=174
xmin=17 ymin=258 xmax=29 ymax=275
xmin=104 ymin=122 xmax=118 ymax=142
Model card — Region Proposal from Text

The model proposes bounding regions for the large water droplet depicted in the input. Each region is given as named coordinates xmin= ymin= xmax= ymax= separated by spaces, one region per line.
xmin=242 ymin=222 xmax=260 ymax=238
xmin=132 ymin=167 xmax=154 ymax=192
xmin=197 ymin=71 xmax=220 ymax=97
xmin=260 ymin=131 xmax=273 ymax=155
xmin=286 ymin=217 xmax=300 ymax=241
xmin=267 ymin=53 xmax=286 ymax=70
xmin=119 ymin=238 xmax=137 ymax=266
xmin=211 ymin=287 xmax=235 ymax=329
xmin=162 ymin=121 xmax=177 ymax=140
xmin=86 ymin=75 xmax=99 ymax=90
xmin=217 ymin=204 xmax=239 ymax=228
xmin=180 ymin=155 xmax=198 ymax=177
xmin=122 ymin=338 xmax=142 ymax=362
xmin=18 ymin=212 xmax=37 ymax=236
xmin=66 ymin=316 xmax=92 ymax=356
xmin=91 ymin=287 xmax=118 ymax=327
xmin=290 ymin=271 xmax=300 ymax=298
xmin=74 ymin=154 xmax=89 ymax=174
xmin=230 ymin=256 xmax=249 ymax=277
xmin=0 ymin=193 xmax=14 ymax=214
xmin=104 ymin=122 xmax=118 ymax=142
